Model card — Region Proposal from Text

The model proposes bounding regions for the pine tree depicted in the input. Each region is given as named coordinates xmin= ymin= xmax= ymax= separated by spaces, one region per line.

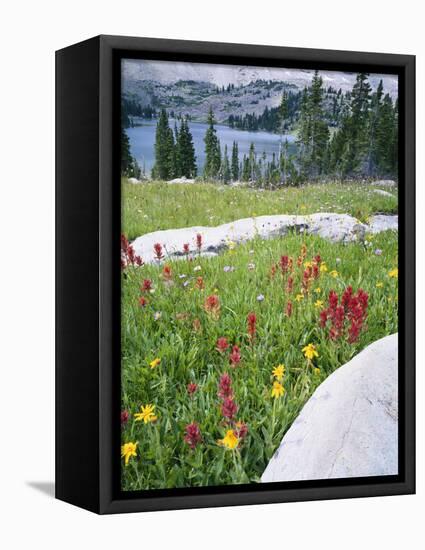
xmin=366 ymin=79 xmax=384 ymax=176
xmin=375 ymin=93 xmax=397 ymax=175
xmin=121 ymin=127 xmax=141 ymax=178
xmin=241 ymin=154 xmax=250 ymax=181
xmin=221 ymin=144 xmax=231 ymax=184
xmin=152 ymin=109 xmax=176 ymax=180
xmin=279 ymin=91 xmax=289 ymax=183
xmin=248 ymin=142 xmax=257 ymax=183
xmin=203 ymin=107 xmax=221 ymax=180
xmin=296 ymin=72 xmax=329 ymax=179
xmin=344 ymin=73 xmax=372 ymax=174
xmin=176 ymin=118 xmax=197 ymax=178
xmin=231 ymin=141 xmax=239 ymax=181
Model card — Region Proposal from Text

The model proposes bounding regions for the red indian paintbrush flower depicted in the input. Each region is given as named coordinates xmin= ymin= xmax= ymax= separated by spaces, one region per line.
xmin=279 ymin=255 xmax=289 ymax=274
xmin=320 ymin=287 xmax=368 ymax=343
xmin=141 ymin=279 xmax=152 ymax=292
xmin=184 ymin=422 xmax=202 ymax=449
xmin=302 ymin=266 xmax=313 ymax=293
xmin=187 ymin=382 xmax=198 ymax=396
xmin=229 ymin=345 xmax=241 ymax=366
xmin=121 ymin=234 xmax=129 ymax=251
xmin=183 ymin=243 xmax=190 ymax=255
xmin=286 ymin=276 xmax=294 ymax=294
xmin=285 ymin=300 xmax=293 ymax=317
xmin=221 ymin=397 xmax=238 ymax=420
xmin=162 ymin=264 xmax=172 ymax=280
xmin=195 ymin=276 xmax=205 ymax=290
xmin=235 ymin=421 xmax=248 ymax=439
xmin=216 ymin=337 xmax=229 ymax=353
xmin=196 ymin=233 xmax=203 ymax=252
xmin=153 ymin=242 xmax=164 ymax=261
xmin=218 ymin=373 xmax=233 ymax=399
xmin=204 ymin=294 xmax=220 ymax=319
xmin=121 ymin=410 xmax=129 ymax=426
xmin=247 ymin=312 xmax=257 ymax=342
xmin=138 ymin=296 xmax=148 ymax=308
xmin=121 ymin=233 xmax=143 ymax=268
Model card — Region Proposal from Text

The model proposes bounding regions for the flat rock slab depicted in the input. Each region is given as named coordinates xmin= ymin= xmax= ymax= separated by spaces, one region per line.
xmin=131 ymin=213 xmax=398 ymax=264
xmin=261 ymin=333 xmax=398 ymax=482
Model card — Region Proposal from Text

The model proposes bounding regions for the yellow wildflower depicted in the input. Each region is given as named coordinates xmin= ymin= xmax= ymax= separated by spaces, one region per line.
xmin=320 ymin=263 xmax=328 ymax=273
xmin=302 ymin=343 xmax=319 ymax=360
xmin=329 ymin=270 xmax=339 ymax=278
xmin=388 ymin=268 xmax=398 ymax=278
xmin=295 ymin=293 xmax=304 ymax=302
xmin=314 ymin=287 xmax=322 ymax=294
xmin=134 ymin=404 xmax=158 ymax=424
xmin=272 ymin=364 xmax=285 ymax=381
xmin=313 ymin=367 xmax=321 ymax=376
xmin=314 ymin=299 xmax=324 ymax=308
xmin=271 ymin=381 xmax=285 ymax=399
xmin=121 ymin=442 xmax=138 ymax=466
xmin=149 ymin=357 xmax=161 ymax=369
xmin=376 ymin=281 xmax=383 ymax=288
xmin=217 ymin=429 xmax=239 ymax=450
xmin=304 ymin=261 xmax=313 ymax=269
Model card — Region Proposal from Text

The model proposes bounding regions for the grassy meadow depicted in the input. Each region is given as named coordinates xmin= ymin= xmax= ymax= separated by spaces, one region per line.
xmin=120 ymin=180 xmax=398 ymax=491
xmin=122 ymin=179 xmax=398 ymax=240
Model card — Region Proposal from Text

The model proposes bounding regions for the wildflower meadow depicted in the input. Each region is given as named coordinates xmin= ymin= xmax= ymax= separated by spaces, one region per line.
xmin=120 ymin=182 xmax=398 ymax=490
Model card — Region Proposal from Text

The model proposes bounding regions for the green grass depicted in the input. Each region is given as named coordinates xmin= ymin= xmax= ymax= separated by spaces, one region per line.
xmin=121 ymin=230 xmax=398 ymax=491
xmin=122 ymin=178 xmax=398 ymax=240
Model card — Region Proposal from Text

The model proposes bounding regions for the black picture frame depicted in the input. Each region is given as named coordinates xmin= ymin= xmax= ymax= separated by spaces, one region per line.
xmin=56 ymin=34 xmax=415 ymax=514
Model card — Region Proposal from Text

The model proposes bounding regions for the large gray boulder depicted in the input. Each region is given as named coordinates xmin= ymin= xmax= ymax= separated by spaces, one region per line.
xmin=261 ymin=333 xmax=398 ymax=482
xmin=131 ymin=213 xmax=398 ymax=264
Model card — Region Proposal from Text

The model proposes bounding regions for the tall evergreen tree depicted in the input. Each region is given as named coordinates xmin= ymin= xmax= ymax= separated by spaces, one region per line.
xmin=279 ymin=91 xmax=289 ymax=182
xmin=121 ymin=127 xmax=141 ymax=178
xmin=297 ymin=72 xmax=329 ymax=179
xmin=366 ymin=79 xmax=384 ymax=176
xmin=231 ymin=141 xmax=239 ymax=181
xmin=375 ymin=93 xmax=397 ymax=175
xmin=203 ymin=107 xmax=221 ymax=180
xmin=241 ymin=154 xmax=250 ymax=181
xmin=248 ymin=142 xmax=257 ymax=183
xmin=152 ymin=108 xmax=176 ymax=180
xmin=221 ymin=144 xmax=231 ymax=184
xmin=344 ymin=72 xmax=372 ymax=174
xmin=176 ymin=118 xmax=197 ymax=178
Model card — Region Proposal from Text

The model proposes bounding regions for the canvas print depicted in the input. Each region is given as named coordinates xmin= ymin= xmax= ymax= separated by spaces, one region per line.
xmin=119 ymin=58 xmax=399 ymax=491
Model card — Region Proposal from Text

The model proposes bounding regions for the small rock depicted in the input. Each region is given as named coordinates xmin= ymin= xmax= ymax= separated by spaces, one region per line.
xmin=370 ymin=179 xmax=397 ymax=188
xmin=373 ymin=189 xmax=396 ymax=198
xmin=128 ymin=177 xmax=142 ymax=185
xmin=261 ymin=333 xmax=398 ymax=482
xmin=167 ymin=177 xmax=195 ymax=184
